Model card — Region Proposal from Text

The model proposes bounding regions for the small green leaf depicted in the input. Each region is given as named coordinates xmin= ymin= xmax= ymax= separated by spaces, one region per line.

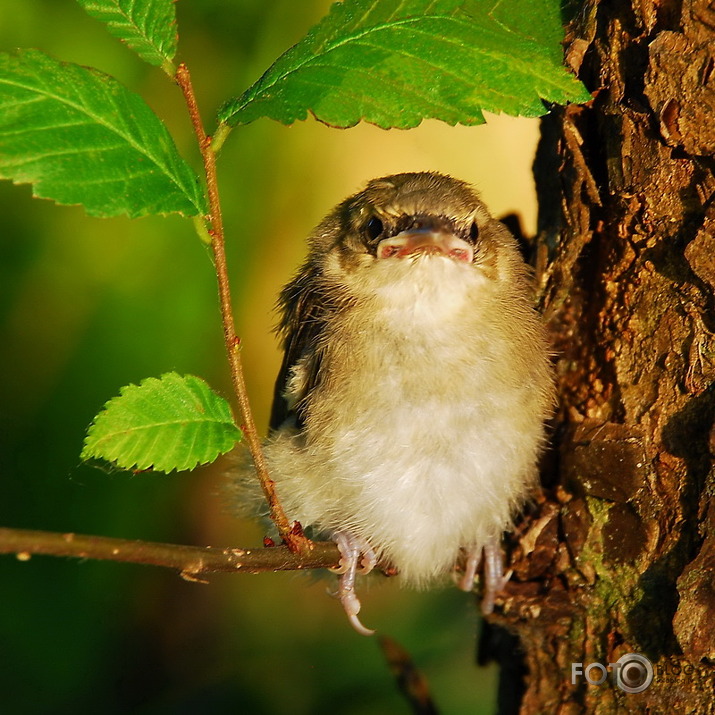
xmin=82 ymin=373 xmax=242 ymax=473
xmin=76 ymin=0 xmax=177 ymax=70
xmin=219 ymin=0 xmax=590 ymax=130
xmin=0 ymin=49 xmax=207 ymax=218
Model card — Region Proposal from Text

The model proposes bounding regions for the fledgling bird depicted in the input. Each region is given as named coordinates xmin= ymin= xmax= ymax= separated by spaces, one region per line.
xmin=252 ymin=172 xmax=554 ymax=635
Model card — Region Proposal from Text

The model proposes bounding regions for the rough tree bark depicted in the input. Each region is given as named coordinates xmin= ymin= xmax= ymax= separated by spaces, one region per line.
xmin=482 ymin=1 xmax=715 ymax=712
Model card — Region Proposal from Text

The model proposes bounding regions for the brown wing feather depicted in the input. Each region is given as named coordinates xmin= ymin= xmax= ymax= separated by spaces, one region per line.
xmin=269 ymin=263 xmax=327 ymax=432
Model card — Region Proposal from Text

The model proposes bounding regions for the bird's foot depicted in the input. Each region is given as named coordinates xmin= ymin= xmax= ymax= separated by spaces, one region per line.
xmin=328 ymin=532 xmax=377 ymax=636
xmin=457 ymin=540 xmax=512 ymax=615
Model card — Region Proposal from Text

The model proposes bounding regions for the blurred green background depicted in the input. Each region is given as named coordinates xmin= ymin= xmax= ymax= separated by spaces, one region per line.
xmin=0 ymin=2 xmax=540 ymax=713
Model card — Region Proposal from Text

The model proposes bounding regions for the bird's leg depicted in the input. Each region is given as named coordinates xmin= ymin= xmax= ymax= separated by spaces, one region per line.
xmin=457 ymin=540 xmax=512 ymax=614
xmin=457 ymin=547 xmax=482 ymax=592
xmin=328 ymin=532 xmax=376 ymax=636
xmin=480 ymin=540 xmax=512 ymax=614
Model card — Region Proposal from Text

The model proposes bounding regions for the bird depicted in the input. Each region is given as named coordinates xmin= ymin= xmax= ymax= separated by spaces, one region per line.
xmin=247 ymin=171 xmax=554 ymax=635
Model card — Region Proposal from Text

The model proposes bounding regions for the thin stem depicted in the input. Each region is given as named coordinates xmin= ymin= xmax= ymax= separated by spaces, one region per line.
xmin=192 ymin=215 xmax=212 ymax=245
xmin=210 ymin=122 xmax=232 ymax=155
xmin=0 ymin=528 xmax=338 ymax=576
xmin=175 ymin=63 xmax=309 ymax=552
xmin=160 ymin=58 xmax=176 ymax=78
xmin=379 ymin=635 xmax=440 ymax=714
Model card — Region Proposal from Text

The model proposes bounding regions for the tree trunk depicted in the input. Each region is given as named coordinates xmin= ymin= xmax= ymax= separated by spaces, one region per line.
xmin=483 ymin=0 xmax=715 ymax=711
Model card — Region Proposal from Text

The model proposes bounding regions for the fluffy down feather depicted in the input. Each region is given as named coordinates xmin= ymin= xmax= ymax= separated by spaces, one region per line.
xmin=234 ymin=172 xmax=554 ymax=594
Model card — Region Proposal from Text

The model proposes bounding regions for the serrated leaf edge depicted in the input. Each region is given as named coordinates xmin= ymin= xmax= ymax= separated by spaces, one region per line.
xmin=81 ymin=373 xmax=241 ymax=473
xmin=0 ymin=50 xmax=206 ymax=217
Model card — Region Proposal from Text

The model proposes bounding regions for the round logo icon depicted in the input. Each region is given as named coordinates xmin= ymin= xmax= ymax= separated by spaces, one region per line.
xmin=615 ymin=653 xmax=653 ymax=693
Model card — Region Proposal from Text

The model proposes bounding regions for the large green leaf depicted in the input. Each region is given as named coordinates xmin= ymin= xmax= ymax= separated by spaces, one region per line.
xmin=82 ymin=373 xmax=242 ymax=473
xmin=219 ymin=0 xmax=591 ymax=129
xmin=76 ymin=0 xmax=177 ymax=69
xmin=0 ymin=50 xmax=206 ymax=217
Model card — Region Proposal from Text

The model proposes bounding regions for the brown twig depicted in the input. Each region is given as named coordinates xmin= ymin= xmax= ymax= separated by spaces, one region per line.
xmin=174 ymin=63 xmax=308 ymax=553
xmin=0 ymin=528 xmax=337 ymax=577
xmin=378 ymin=635 xmax=440 ymax=714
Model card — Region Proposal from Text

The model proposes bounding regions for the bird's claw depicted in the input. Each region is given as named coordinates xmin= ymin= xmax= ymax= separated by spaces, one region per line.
xmin=457 ymin=540 xmax=511 ymax=615
xmin=329 ymin=532 xmax=376 ymax=636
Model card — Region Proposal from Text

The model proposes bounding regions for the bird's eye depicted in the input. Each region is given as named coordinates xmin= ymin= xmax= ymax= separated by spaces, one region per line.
xmin=470 ymin=221 xmax=479 ymax=242
xmin=364 ymin=216 xmax=384 ymax=240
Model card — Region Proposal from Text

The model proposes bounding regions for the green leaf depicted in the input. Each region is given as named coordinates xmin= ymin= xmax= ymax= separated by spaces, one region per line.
xmin=76 ymin=0 xmax=177 ymax=70
xmin=219 ymin=0 xmax=591 ymax=130
xmin=0 ymin=49 xmax=207 ymax=218
xmin=81 ymin=373 xmax=242 ymax=473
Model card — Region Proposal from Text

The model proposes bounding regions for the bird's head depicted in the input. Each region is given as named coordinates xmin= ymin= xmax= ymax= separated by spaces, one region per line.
xmin=340 ymin=172 xmax=483 ymax=263
xmin=304 ymin=172 xmax=525 ymax=291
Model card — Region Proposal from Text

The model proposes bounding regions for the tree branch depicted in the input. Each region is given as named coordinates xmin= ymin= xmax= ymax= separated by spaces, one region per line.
xmin=378 ymin=635 xmax=440 ymax=714
xmin=174 ymin=63 xmax=309 ymax=553
xmin=0 ymin=527 xmax=338 ymax=578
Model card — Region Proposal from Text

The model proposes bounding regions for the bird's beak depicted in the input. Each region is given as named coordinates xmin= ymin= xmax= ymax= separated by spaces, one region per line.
xmin=377 ymin=228 xmax=473 ymax=262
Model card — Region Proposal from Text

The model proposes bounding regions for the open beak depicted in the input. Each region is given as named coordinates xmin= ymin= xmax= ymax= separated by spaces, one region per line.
xmin=377 ymin=228 xmax=473 ymax=263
